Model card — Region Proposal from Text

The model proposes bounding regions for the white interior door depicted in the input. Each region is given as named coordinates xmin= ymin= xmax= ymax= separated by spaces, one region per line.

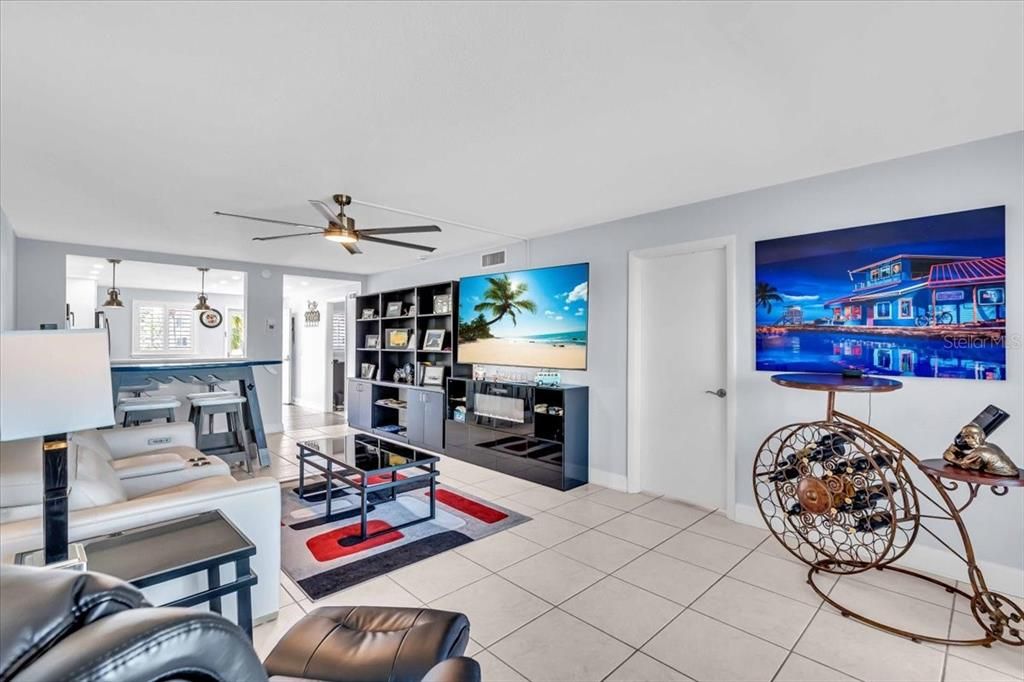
xmin=635 ymin=246 xmax=727 ymax=509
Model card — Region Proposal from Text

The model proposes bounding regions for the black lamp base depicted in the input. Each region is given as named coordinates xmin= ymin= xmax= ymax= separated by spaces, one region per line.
xmin=42 ymin=433 xmax=70 ymax=564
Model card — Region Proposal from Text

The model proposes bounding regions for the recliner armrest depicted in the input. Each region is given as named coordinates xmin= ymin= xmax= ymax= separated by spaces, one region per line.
xmin=97 ymin=422 xmax=198 ymax=458
xmin=20 ymin=608 xmax=268 ymax=682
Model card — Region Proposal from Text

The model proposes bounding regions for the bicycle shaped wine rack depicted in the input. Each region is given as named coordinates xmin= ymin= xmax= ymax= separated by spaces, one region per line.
xmin=753 ymin=373 xmax=1022 ymax=648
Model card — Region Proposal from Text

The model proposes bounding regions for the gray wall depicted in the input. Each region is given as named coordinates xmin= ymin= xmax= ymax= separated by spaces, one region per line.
xmin=368 ymin=132 xmax=1024 ymax=570
xmin=13 ymin=238 xmax=365 ymax=432
xmin=0 ymin=209 xmax=15 ymax=331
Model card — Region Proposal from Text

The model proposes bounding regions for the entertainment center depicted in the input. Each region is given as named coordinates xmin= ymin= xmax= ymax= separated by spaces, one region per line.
xmin=347 ymin=264 xmax=591 ymax=490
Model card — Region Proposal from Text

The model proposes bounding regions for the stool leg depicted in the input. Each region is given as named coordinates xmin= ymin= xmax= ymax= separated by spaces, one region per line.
xmin=166 ymin=408 xmax=175 ymax=423
xmin=122 ymin=411 xmax=129 ymax=428
xmin=237 ymin=404 xmax=253 ymax=474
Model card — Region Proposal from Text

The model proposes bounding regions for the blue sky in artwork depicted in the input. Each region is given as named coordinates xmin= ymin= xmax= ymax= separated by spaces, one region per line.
xmin=754 ymin=207 xmax=1004 ymax=324
xmin=459 ymin=263 xmax=589 ymax=338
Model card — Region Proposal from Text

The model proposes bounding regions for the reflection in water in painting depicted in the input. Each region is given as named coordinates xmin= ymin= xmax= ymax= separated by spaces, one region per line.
xmin=757 ymin=330 xmax=1005 ymax=380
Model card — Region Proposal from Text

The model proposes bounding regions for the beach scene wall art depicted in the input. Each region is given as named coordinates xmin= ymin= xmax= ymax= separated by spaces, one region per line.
xmin=755 ymin=206 xmax=1006 ymax=380
xmin=458 ymin=263 xmax=589 ymax=370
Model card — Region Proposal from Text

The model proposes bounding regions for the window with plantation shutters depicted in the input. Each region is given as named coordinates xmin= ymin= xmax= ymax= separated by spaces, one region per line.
xmin=132 ymin=301 xmax=195 ymax=355
xmin=332 ymin=311 xmax=346 ymax=352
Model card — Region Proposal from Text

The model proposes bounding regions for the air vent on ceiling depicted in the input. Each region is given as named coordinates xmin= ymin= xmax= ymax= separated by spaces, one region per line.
xmin=481 ymin=250 xmax=506 ymax=268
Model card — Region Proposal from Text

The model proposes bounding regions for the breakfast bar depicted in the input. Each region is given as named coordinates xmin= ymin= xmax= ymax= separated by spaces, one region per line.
xmin=109 ymin=358 xmax=282 ymax=467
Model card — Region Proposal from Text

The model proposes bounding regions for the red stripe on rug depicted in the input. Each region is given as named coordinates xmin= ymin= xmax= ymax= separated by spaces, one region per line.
xmin=351 ymin=473 xmax=406 ymax=485
xmin=306 ymin=520 xmax=403 ymax=562
xmin=432 ymin=488 xmax=508 ymax=524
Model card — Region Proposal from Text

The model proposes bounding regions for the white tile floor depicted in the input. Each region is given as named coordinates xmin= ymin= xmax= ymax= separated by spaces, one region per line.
xmin=250 ymin=406 xmax=1024 ymax=682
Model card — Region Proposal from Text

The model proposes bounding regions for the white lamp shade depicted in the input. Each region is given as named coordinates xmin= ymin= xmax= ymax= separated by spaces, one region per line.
xmin=0 ymin=329 xmax=115 ymax=441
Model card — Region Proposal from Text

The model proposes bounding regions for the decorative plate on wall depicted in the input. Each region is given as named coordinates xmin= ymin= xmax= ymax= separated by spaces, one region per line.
xmin=200 ymin=309 xmax=223 ymax=329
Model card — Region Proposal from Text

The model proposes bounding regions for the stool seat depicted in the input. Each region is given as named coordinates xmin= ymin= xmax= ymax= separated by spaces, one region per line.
xmin=121 ymin=398 xmax=181 ymax=411
xmin=185 ymin=390 xmax=238 ymax=400
xmin=191 ymin=395 xmax=247 ymax=407
xmin=264 ymin=606 xmax=471 ymax=682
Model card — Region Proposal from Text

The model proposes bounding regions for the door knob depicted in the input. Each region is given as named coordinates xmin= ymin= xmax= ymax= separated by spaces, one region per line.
xmin=705 ymin=388 xmax=727 ymax=398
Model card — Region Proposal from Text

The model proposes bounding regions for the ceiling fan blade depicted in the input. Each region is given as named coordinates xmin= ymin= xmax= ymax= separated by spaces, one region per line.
xmin=214 ymin=211 xmax=324 ymax=230
xmin=252 ymin=232 xmax=325 ymax=241
xmin=308 ymin=200 xmax=342 ymax=226
xmin=359 ymin=235 xmax=436 ymax=252
xmin=358 ymin=225 xmax=441 ymax=235
xmin=342 ymin=242 xmax=362 ymax=255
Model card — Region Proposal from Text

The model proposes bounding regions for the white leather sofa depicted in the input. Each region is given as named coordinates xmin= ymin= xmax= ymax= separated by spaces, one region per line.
xmin=0 ymin=424 xmax=281 ymax=622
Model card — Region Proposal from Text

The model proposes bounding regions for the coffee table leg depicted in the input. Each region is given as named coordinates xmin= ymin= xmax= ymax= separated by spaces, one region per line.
xmin=298 ymin=451 xmax=305 ymax=498
xmin=429 ymin=463 xmax=437 ymax=520
xmin=391 ymin=471 xmax=397 ymax=501
xmin=360 ymin=485 xmax=369 ymax=540
xmin=207 ymin=566 xmax=222 ymax=614
xmin=325 ymin=460 xmax=332 ymax=519
xmin=235 ymin=558 xmax=253 ymax=640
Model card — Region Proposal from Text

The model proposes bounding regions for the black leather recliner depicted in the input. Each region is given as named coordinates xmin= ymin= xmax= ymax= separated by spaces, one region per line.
xmin=0 ymin=566 xmax=480 ymax=682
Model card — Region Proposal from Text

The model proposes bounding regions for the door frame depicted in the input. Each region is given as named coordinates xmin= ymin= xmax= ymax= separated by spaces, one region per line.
xmin=626 ymin=235 xmax=737 ymax=519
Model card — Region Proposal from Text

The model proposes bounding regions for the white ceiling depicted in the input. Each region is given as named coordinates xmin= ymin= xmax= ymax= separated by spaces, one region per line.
xmin=2 ymin=2 xmax=1021 ymax=275
xmin=66 ymin=255 xmax=246 ymax=296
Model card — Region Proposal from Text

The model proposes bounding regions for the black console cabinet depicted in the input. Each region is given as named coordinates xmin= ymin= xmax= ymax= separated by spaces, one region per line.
xmin=444 ymin=378 xmax=588 ymax=490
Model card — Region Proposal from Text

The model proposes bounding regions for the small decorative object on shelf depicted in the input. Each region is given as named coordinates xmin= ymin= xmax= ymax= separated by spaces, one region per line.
xmin=360 ymin=308 xmax=376 ymax=320
xmin=385 ymin=301 xmax=403 ymax=318
xmin=365 ymin=334 xmax=379 ymax=349
xmin=943 ymin=405 xmax=1018 ymax=477
xmin=423 ymin=329 xmax=445 ymax=351
xmin=453 ymin=406 xmax=466 ymax=423
xmin=304 ymin=301 xmax=321 ymax=327
xmin=360 ymin=363 xmax=376 ymax=380
xmin=535 ymin=370 xmax=561 ymax=387
xmin=472 ymin=365 xmax=487 ymax=381
xmin=385 ymin=328 xmax=413 ymax=349
xmin=755 ymin=373 xmax=1023 ymax=649
xmin=404 ymin=304 xmax=416 ymax=317
xmin=422 ymin=365 xmax=445 ymax=386
xmin=433 ymin=294 xmax=451 ymax=314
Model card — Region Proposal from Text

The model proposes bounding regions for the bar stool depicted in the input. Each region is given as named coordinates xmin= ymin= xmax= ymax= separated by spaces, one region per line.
xmin=188 ymin=375 xmax=231 ymax=432
xmin=119 ymin=396 xmax=181 ymax=427
xmin=117 ymin=380 xmax=160 ymax=398
xmin=189 ymin=394 xmax=254 ymax=474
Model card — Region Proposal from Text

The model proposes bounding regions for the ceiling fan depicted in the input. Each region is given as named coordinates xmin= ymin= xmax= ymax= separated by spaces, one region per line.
xmin=214 ymin=194 xmax=440 ymax=255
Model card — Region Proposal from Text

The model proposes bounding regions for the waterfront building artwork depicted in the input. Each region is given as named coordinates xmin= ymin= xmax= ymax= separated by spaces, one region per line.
xmin=755 ymin=206 xmax=1006 ymax=380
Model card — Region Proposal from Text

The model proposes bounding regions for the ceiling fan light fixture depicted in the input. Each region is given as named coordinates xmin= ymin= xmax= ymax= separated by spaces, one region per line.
xmin=101 ymin=259 xmax=124 ymax=308
xmin=323 ymin=228 xmax=357 ymax=244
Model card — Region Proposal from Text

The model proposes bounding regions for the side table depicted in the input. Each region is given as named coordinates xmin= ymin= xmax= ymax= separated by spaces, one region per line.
xmin=15 ymin=510 xmax=258 ymax=639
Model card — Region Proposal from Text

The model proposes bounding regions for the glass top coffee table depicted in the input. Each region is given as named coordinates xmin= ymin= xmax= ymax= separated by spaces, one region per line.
xmin=296 ymin=433 xmax=440 ymax=544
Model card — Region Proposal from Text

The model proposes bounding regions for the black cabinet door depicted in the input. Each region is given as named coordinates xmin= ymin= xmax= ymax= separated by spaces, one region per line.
xmin=406 ymin=389 xmax=426 ymax=446
xmin=423 ymin=391 xmax=445 ymax=451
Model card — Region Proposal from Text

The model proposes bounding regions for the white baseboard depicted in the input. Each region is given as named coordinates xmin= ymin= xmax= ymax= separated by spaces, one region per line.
xmin=732 ymin=503 xmax=1024 ymax=596
xmin=589 ymin=469 xmax=628 ymax=491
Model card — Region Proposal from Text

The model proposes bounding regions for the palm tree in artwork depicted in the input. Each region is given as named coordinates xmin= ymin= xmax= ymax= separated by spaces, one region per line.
xmin=474 ymin=274 xmax=538 ymax=327
xmin=756 ymin=281 xmax=784 ymax=314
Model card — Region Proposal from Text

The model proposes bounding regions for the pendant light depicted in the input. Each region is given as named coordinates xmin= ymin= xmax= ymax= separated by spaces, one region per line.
xmin=101 ymin=259 xmax=124 ymax=308
xmin=194 ymin=267 xmax=212 ymax=311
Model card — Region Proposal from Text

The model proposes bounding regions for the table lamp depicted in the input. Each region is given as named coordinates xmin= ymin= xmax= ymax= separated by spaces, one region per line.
xmin=0 ymin=329 xmax=115 ymax=564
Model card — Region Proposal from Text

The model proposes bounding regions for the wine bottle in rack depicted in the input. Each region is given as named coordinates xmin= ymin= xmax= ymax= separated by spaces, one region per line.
xmin=837 ymin=452 xmax=894 ymax=474
xmin=768 ymin=465 xmax=800 ymax=482
xmin=855 ymin=511 xmax=893 ymax=533
xmin=835 ymin=484 xmax=887 ymax=513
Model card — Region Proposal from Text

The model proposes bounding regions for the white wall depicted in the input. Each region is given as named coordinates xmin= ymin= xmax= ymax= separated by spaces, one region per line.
xmin=368 ymin=132 xmax=1024 ymax=574
xmin=65 ymin=277 xmax=96 ymax=329
xmin=0 ymin=209 xmax=15 ymax=331
xmin=12 ymin=239 xmax=365 ymax=433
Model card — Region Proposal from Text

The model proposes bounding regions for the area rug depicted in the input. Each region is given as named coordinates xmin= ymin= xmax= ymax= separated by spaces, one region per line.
xmin=280 ymin=475 xmax=530 ymax=600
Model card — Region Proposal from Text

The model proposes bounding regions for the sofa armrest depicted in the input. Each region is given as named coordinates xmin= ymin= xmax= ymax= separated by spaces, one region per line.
xmin=1 ymin=476 xmax=282 ymax=621
xmin=97 ymin=422 xmax=197 ymax=458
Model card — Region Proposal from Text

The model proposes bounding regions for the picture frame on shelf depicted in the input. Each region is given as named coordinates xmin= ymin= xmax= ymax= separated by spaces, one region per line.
xmin=360 ymin=308 xmax=376 ymax=320
xmin=422 ymin=329 xmax=445 ymax=351
xmin=365 ymin=334 xmax=379 ymax=349
xmin=360 ymin=363 xmax=377 ymax=380
xmin=432 ymin=294 xmax=451 ymax=315
xmin=421 ymin=365 xmax=446 ymax=386
xmin=386 ymin=328 xmax=413 ymax=349
xmin=404 ymin=304 xmax=416 ymax=317
xmin=385 ymin=302 xmax=403 ymax=318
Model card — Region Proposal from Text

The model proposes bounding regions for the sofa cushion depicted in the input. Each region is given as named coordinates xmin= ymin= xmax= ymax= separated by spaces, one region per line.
xmin=69 ymin=448 xmax=128 ymax=509
xmin=68 ymin=430 xmax=115 ymax=462
xmin=0 ymin=439 xmax=44 ymax=509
